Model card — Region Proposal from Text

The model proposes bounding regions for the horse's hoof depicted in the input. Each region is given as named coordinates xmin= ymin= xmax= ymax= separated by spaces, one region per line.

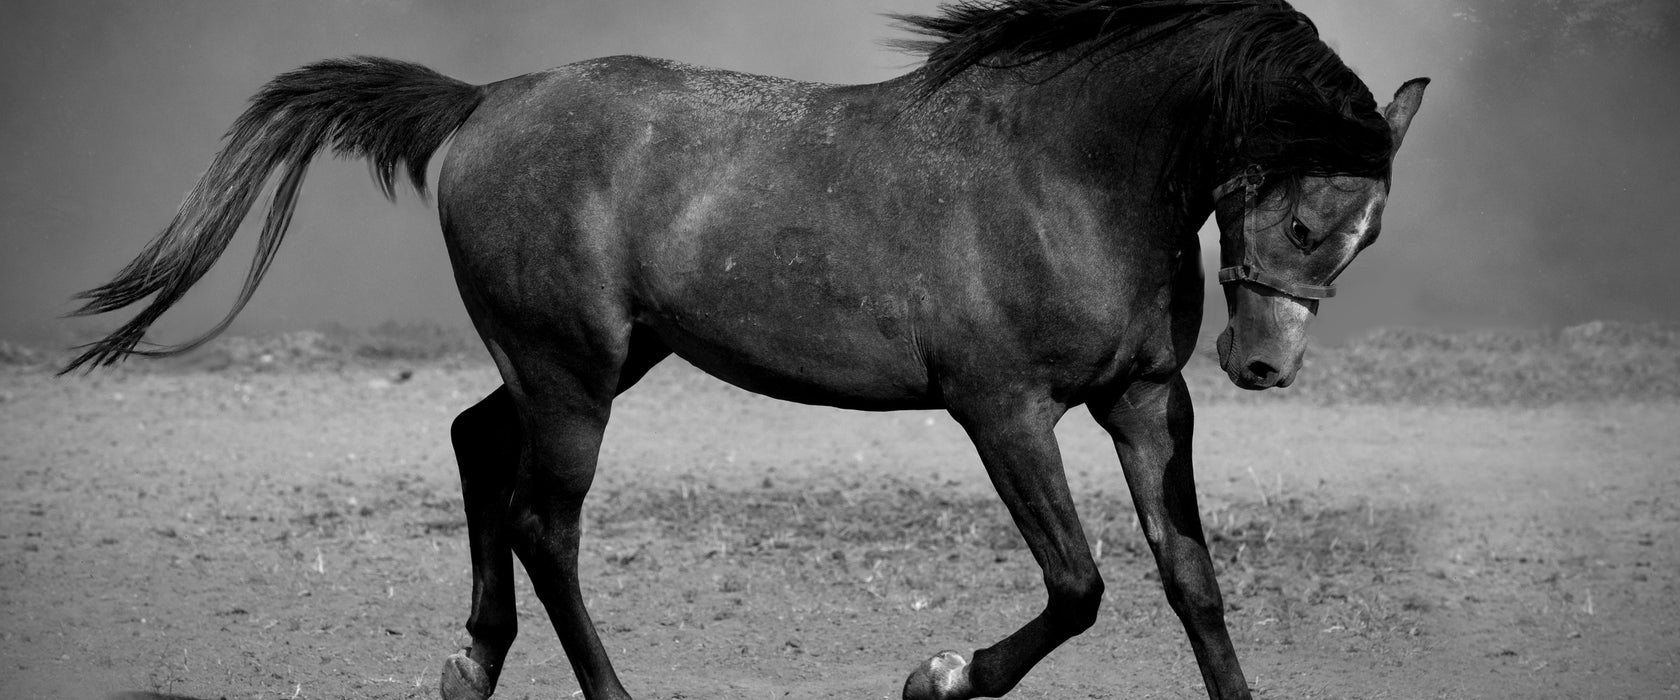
xmin=903 ymin=650 xmax=972 ymax=700
xmin=440 ymin=651 xmax=492 ymax=700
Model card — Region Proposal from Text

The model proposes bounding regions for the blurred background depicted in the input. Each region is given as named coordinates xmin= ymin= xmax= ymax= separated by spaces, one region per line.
xmin=2 ymin=0 xmax=1676 ymax=347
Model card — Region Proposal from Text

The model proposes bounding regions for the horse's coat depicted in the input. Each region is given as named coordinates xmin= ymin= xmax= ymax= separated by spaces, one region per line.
xmin=66 ymin=2 xmax=1426 ymax=698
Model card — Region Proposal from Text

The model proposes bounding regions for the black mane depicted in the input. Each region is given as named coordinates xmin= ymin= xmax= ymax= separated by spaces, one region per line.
xmin=892 ymin=0 xmax=1393 ymax=185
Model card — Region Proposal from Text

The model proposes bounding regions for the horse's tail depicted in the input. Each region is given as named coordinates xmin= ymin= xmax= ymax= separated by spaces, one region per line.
xmin=60 ymin=56 xmax=485 ymax=374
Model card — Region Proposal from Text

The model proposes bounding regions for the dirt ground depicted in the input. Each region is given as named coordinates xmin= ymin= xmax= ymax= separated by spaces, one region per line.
xmin=1 ymin=359 xmax=1677 ymax=699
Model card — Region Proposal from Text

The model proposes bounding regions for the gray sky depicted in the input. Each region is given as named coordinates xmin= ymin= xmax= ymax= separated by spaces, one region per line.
xmin=3 ymin=0 xmax=1676 ymax=346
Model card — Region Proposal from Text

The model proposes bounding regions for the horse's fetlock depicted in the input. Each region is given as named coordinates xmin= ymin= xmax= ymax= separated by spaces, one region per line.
xmin=465 ymin=612 xmax=517 ymax=647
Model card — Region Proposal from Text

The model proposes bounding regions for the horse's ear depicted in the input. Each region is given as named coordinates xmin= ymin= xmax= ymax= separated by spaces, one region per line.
xmin=1383 ymin=78 xmax=1429 ymax=152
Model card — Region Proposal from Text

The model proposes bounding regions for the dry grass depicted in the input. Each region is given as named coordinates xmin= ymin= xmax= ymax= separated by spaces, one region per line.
xmin=8 ymin=342 xmax=1675 ymax=697
xmin=574 ymin=474 xmax=1431 ymax=641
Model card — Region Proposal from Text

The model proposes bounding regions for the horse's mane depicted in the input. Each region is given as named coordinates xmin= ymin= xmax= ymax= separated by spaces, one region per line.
xmin=892 ymin=0 xmax=1393 ymax=185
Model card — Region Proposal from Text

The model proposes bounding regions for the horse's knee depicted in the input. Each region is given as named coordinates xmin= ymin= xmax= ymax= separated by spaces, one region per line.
xmin=1046 ymin=566 xmax=1104 ymax=635
xmin=506 ymin=486 xmax=586 ymax=549
xmin=1159 ymin=567 xmax=1224 ymax=623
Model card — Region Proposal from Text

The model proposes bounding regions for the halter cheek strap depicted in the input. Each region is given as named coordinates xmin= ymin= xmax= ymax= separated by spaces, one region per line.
xmin=1212 ymin=172 xmax=1338 ymax=300
xmin=1211 ymin=174 xmax=1249 ymax=204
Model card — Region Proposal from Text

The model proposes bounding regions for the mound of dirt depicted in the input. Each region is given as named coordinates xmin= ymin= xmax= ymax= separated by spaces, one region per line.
xmin=1188 ymin=320 xmax=1680 ymax=405
xmin=15 ymin=320 xmax=1680 ymax=405
xmin=24 ymin=322 xmax=482 ymax=375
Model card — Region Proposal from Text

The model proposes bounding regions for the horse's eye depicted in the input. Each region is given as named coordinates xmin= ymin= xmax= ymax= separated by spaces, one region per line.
xmin=1290 ymin=219 xmax=1313 ymax=247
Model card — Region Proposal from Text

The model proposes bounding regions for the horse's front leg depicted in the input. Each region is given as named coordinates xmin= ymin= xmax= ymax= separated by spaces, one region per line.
xmin=1090 ymin=375 xmax=1251 ymax=700
xmin=904 ymin=393 xmax=1102 ymax=699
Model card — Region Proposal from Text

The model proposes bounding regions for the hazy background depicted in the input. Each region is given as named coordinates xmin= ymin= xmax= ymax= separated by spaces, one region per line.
xmin=3 ymin=0 xmax=1676 ymax=347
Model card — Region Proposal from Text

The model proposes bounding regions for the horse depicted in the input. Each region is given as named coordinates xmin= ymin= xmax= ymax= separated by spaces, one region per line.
xmin=63 ymin=1 xmax=1427 ymax=698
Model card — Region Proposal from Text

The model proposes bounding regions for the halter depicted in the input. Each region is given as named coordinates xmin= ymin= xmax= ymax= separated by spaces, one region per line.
xmin=1212 ymin=170 xmax=1338 ymax=300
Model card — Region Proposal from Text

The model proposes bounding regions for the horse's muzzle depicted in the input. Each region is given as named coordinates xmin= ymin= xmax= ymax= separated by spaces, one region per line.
xmin=1216 ymin=313 xmax=1306 ymax=391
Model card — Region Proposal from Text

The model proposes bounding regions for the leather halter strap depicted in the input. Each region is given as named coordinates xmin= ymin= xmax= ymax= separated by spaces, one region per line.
xmin=1211 ymin=173 xmax=1250 ymax=204
xmin=1212 ymin=171 xmax=1338 ymax=300
xmin=1217 ymin=265 xmax=1337 ymax=299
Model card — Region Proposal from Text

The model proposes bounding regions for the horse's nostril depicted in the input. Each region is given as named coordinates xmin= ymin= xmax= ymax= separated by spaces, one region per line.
xmin=1246 ymin=359 xmax=1279 ymax=380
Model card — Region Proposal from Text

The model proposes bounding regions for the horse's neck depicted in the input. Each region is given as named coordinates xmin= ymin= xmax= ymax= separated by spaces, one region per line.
xmin=976 ymin=47 xmax=1215 ymax=237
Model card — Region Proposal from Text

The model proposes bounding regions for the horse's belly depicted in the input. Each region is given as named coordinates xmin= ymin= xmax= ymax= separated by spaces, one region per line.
xmin=640 ymin=306 xmax=935 ymax=410
xmin=633 ymin=249 xmax=936 ymax=411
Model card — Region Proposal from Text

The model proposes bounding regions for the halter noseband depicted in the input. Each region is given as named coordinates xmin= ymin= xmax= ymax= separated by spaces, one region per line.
xmin=1212 ymin=171 xmax=1338 ymax=300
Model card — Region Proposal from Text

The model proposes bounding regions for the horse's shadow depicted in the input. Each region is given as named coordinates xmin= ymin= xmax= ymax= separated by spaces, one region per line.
xmin=107 ymin=692 xmax=224 ymax=700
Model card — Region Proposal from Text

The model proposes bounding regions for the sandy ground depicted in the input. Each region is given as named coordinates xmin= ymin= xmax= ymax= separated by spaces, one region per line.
xmin=1 ymin=361 xmax=1677 ymax=699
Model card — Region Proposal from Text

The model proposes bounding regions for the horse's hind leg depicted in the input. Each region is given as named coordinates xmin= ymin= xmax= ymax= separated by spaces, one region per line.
xmin=441 ymin=386 xmax=521 ymax=700
xmin=494 ymin=326 xmax=668 ymax=700
xmin=442 ymin=330 xmax=667 ymax=700
xmin=502 ymin=368 xmax=630 ymax=699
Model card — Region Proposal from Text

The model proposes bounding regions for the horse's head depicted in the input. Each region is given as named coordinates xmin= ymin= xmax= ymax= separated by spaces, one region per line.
xmin=1212 ymin=79 xmax=1428 ymax=390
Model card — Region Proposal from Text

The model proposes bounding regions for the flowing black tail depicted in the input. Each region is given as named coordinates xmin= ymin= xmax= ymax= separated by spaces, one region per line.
xmin=61 ymin=56 xmax=485 ymax=374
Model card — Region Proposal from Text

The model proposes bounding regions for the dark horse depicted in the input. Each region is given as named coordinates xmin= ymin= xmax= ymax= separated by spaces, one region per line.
xmin=65 ymin=1 xmax=1426 ymax=698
